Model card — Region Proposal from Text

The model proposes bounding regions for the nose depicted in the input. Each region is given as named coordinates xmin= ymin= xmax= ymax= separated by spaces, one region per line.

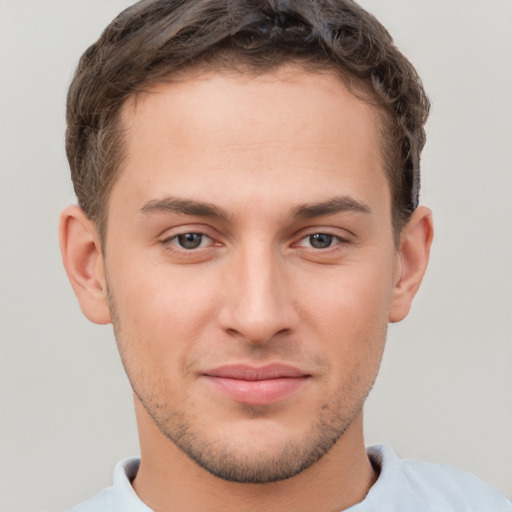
xmin=218 ymin=244 xmax=298 ymax=345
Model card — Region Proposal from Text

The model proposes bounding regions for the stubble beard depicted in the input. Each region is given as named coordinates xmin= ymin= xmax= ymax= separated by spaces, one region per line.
xmin=107 ymin=288 xmax=383 ymax=484
xmin=128 ymin=368 xmax=376 ymax=484
xmin=134 ymin=384 xmax=366 ymax=484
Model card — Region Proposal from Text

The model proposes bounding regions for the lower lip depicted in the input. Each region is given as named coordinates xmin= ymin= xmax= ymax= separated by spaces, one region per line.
xmin=204 ymin=376 xmax=309 ymax=405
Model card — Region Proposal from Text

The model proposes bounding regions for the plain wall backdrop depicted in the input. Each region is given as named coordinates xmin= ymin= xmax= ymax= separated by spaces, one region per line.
xmin=0 ymin=1 xmax=511 ymax=510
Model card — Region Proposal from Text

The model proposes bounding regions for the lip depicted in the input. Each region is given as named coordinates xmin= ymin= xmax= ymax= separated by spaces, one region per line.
xmin=202 ymin=363 xmax=311 ymax=405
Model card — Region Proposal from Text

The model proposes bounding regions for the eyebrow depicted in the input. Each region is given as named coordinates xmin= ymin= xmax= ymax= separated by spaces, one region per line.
xmin=291 ymin=196 xmax=371 ymax=220
xmin=140 ymin=197 xmax=230 ymax=220
xmin=140 ymin=195 xmax=371 ymax=222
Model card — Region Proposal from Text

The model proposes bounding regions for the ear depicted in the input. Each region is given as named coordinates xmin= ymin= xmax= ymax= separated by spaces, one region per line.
xmin=389 ymin=206 xmax=433 ymax=323
xmin=59 ymin=205 xmax=111 ymax=325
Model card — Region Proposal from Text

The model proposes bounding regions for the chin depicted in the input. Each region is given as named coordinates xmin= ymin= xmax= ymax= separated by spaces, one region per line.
xmin=149 ymin=398 xmax=360 ymax=484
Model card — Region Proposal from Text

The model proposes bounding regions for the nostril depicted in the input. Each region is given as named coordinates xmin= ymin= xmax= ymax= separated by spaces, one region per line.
xmin=226 ymin=327 xmax=241 ymax=338
xmin=223 ymin=325 xmax=293 ymax=347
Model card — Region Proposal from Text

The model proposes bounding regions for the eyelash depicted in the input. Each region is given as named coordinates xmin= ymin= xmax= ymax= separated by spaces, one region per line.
xmin=162 ymin=232 xmax=216 ymax=252
xmin=294 ymin=233 xmax=349 ymax=251
xmin=161 ymin=230 xmax=350 ymax=254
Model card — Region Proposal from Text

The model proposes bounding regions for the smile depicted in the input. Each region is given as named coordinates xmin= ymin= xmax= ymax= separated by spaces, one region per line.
xmin=202 ymin=364 xmax=311 ymax=405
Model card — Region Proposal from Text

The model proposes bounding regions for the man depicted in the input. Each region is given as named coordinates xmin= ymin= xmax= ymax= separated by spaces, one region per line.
xmin=58 ymin=0 xmax=512 ymax=510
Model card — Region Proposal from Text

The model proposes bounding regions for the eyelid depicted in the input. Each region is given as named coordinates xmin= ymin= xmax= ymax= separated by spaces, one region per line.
xmin=158 ymin=224 xmax=223 ymax=251
xmin=158 ymin=222 xmax=218 ymax=240
xmin=294 ymin=234 xmax=348 ymax=249
xmin=164 ymin=232 xmax=212 ymax=248
xmin=291 ymin=227 xmax=353 ymax=246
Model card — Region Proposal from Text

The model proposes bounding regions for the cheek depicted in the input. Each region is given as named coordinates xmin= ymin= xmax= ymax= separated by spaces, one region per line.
xmin=295 ymin=261 xmax=392 ymax=373
xmin=106 ymin=259 xmax=221 ymax=369
xmin=297 ymin=258 xmax=394 ymax=330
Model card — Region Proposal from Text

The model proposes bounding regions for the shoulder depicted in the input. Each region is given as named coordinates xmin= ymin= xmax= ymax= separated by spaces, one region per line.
xmin=400 ymin=457 xmax=512 ymax=511
xmin=363 ymin=445 xmax=512 ymax=512
xmin=67 ymin=486 xmax=114 ymax=512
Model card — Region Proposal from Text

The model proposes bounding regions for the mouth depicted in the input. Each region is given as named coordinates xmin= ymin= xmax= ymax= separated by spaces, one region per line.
xmin=202 ymin=363 xmax=311 ymax=405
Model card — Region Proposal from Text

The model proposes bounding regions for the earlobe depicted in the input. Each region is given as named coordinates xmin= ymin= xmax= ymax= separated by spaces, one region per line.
xmin=59 ymin=205 xmax=112 ymax=325
xmin=389 ymin=206 xmax=433 ymax=323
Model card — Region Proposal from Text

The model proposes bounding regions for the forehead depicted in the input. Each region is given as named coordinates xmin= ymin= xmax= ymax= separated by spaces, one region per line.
xmin=124 ymin=66 xmax=382 ymax=149
xmin=115 ymin=67 xmax=388 ymax=216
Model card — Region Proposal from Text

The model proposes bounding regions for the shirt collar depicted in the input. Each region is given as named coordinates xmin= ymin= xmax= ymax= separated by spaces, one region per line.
xmin=112 ymin=457 xmax=153 ymax=511
xmin=110 ymin=445 xmax=402 ymax=512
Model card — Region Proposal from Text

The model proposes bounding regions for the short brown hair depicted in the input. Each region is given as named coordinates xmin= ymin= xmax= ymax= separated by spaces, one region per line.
xmin=66 ymin=0 xmax=429 ymax=242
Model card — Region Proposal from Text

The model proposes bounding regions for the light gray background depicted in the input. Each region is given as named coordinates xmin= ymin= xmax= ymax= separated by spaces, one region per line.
xmin=0 ymin=1 xmax=511 ymax=510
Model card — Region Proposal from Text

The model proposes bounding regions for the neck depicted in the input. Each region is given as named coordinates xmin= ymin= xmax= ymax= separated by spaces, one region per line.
xmin=132 ymin=398 xmax=376 ymax=512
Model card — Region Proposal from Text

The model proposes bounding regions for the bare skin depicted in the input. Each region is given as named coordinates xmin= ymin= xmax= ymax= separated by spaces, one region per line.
xmin=60 ymin=67 xmax=432 ymax=512
xmin=134 ymin=400 xmax=376 ymax=512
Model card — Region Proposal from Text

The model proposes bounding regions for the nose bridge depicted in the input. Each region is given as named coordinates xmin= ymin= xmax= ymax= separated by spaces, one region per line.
xmin=220 ymin=239 xmax=294 ymax=344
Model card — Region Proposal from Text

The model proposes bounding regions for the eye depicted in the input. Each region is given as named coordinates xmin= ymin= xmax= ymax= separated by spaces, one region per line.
xmin=296 ymin=233 xmax=345 ymax=250
xmin=165 ymin=232 xmax=213 ymax=250
xmin=307 ymin=233 xmax=335 ymax=249
xmin=177 ymin=233 xmax=204 ymax=249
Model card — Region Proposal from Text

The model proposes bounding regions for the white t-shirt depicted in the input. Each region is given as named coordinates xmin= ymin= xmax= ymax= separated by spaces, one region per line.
xmin=67 ymin=445 xmax=512 ymax=511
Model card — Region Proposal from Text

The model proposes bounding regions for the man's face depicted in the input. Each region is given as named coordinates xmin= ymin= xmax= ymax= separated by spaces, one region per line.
xmin=103 ymin=68 xmax=400 ymax=483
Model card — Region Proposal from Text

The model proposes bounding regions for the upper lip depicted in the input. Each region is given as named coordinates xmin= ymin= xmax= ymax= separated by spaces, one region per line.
xmin=203 ymin=363 xmax=309 ymax=381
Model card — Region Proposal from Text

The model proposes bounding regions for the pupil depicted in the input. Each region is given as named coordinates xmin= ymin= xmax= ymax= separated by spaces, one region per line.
xmin=310 ymin=233 xmax=332 ymax=249
xmin=178 ymin=233 xmax=202 ymax=249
